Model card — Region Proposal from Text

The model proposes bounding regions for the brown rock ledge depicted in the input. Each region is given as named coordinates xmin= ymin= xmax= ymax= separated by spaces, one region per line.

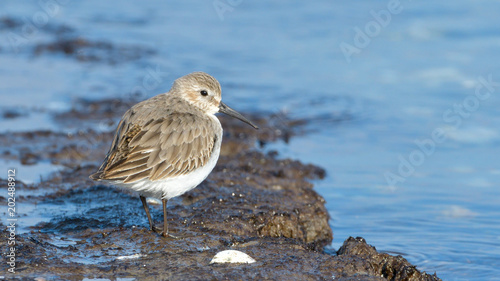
xmin=0 ymin=99 xmax=440 ymax=280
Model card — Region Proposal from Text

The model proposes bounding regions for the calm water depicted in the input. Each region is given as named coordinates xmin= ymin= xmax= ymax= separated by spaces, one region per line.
xmin=1 ymin=1 xmax=500 ymax=280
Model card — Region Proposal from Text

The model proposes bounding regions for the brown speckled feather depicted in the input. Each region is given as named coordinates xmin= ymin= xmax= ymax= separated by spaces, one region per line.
xmin=90 ymin=95 xmax=218 ymax=183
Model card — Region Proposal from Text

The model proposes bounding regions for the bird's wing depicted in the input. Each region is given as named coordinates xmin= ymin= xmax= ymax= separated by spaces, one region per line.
xmin=91 ymin=112 xmax=217 ymax=183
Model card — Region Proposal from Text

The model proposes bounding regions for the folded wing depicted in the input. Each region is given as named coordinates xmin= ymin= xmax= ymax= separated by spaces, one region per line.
xmin=90 ymin=112 xmax=216 ymax=183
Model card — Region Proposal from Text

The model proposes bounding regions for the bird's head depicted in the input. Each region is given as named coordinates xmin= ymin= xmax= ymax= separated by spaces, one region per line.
xmin=172 ymin=72 xmax=258 ymax=129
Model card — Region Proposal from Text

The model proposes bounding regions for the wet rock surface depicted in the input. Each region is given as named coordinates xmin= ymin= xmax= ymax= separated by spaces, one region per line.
xmin=0 ymin=99 xmax=440 ymax=280
xmin=1 ymin=15 xmax=154 ymax=64
xmin=34 ymin=37 xmax=156 ymax=64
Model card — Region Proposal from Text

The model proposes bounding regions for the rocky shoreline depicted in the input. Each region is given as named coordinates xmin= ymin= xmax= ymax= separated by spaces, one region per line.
xmin=0 ymin=99 xmax=440 ymax=280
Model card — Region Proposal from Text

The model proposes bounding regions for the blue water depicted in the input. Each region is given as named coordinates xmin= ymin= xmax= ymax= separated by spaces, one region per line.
xmin=1 ymin=1 xmax=500 ymax=280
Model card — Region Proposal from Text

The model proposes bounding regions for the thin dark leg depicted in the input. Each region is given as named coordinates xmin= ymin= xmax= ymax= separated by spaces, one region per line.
xmin=140 ymin=196 xmax=155 ymax=232
xmin=162 ymin=198 xmax=168 ymax=237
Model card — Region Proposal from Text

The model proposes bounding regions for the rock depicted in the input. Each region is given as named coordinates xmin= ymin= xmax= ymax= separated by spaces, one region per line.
xmin=338 ymin=237 xmax=441 ymax=281
xmin=0 ymin=98 xmax=441 ymax=280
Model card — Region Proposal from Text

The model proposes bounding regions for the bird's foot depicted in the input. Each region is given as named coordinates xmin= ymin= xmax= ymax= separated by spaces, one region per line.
xmin=151 ymin=225 xmax=162 ymax=233
xmin=161 ymin=231 xmax=180 ymax=239
xmin=150 ymin=226 xmax=178 ymax=238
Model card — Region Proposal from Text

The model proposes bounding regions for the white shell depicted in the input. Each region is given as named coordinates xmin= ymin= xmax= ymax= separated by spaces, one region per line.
xmin=210 ymin=250 xmax=256 ymax=264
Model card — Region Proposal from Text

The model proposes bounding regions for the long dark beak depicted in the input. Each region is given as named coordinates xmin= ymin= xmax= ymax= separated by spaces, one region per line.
xmin=219 ymin=102 xmax=259 ymax=129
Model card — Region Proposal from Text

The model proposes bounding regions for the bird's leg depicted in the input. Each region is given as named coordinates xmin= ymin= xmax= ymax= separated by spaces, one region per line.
xmin=140 ymin=196 xmax=157 ymax=232
xmin=161 ymin=198 xmax=179 ymax=238
xmin=162 ymin=198 xmax=169 ymax=237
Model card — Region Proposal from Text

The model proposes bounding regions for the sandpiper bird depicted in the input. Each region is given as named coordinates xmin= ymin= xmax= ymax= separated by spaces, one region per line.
xmin=90 ymin=72 xmax=258 ymax=237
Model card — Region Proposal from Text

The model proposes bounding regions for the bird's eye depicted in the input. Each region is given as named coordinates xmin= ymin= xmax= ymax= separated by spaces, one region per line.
xmin=200 ymin=90 xmax=208 ymax=96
